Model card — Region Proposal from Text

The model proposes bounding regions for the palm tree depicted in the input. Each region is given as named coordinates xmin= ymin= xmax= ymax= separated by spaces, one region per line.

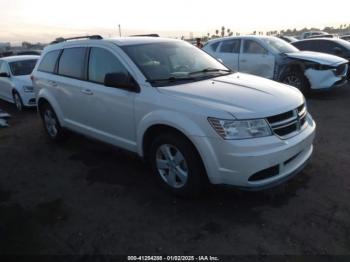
xmin=215 ymin=29 xmax=219 ymax=36
xmin=221 ymin=26 xmax=225 ymax=37
xmin=227 ymin=28 xmax=231 ymax=36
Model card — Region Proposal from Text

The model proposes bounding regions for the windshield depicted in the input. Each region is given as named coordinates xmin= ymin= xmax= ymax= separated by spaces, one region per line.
xmin=262 ymin=37 xmax=299 ymax=53
xmin=9 ymin=59 xmax=37 ymax=76
xmin=122 ymin=41 xmax=230 ymax=86
xmin=335 ymin=39 xmax=350 ymax=49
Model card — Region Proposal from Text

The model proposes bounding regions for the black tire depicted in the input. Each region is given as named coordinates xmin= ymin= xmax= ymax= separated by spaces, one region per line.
xmin=280 ymin=69 xmax=310 ymax=94
xmin=40 ymin=103 xmax=67 ymax=142
xmin=148 ymin=132 xmax=207 ymax=197
xmin=13 ymin=91 xmax=24 ymax=111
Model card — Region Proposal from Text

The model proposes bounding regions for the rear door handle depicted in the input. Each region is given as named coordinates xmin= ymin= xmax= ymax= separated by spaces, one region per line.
xmin=240 ymin=59 xmax=247 ymax=63
xmin=81 ymin=89 xmax=93 ymax=95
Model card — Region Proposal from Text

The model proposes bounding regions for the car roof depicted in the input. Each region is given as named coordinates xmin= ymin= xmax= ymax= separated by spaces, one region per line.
xmin=206 ymin=35 xmax=276 ymax=45
xmin=45 ymin=37 xmax=182 ymax=51
xmin=293 ymin=38 xmax=350 ymax=48
xmin=295 ymin=38 xmax=345 ymax=43
xmin=0 ymin=55 xmax=40 ymax=62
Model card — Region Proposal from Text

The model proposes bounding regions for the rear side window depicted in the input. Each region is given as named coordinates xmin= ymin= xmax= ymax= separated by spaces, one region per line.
xmin=38 ymin=50 xmax=60 ymax=73
xmin=219 ymin=39 xmax=240 ymax=53
xmin=58 ymin=48 xmax=87 ymax=79
xmin=88 ymin=47 xmax=128 ymax=84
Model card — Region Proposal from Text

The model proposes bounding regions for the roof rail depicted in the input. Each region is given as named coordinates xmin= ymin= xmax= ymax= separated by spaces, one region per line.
xmin=50 ymin=35 xmax=103 ymax=44
xmin=130 ymin=34 xmax=160 ymax=37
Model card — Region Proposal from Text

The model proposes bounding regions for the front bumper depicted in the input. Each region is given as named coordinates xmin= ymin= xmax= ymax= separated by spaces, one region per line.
xmin=304 ymin=66 xmax=348 ymax=90
xmin=192 ymin=114 xmax=316 ymax=190
xmin=21 ymin=92 xmax=37 ymax=107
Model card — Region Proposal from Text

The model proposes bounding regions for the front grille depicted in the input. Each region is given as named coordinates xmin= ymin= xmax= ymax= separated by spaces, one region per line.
xmin=267 ymin=103 xmax=307 ymax=139
xmin=334 ymin=63 xmax=348 ymax=76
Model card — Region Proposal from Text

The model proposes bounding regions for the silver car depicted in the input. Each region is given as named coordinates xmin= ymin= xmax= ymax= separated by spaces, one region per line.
xmin=203 ymin=36 xmax=348 ymax=93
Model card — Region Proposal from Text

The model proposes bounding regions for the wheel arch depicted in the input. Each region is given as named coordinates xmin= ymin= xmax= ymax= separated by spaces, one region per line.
xmin=141 ymin=123 xmax=210 ymax=184
xmin=36 ymin=91 xmax=64 ymax=125
xmin=278 ymin=62 xmax=305 ymax=81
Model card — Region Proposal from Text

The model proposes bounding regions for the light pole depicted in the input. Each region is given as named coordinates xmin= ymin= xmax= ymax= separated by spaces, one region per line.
xmin=118 ymin=24 xmax=122 ymax=37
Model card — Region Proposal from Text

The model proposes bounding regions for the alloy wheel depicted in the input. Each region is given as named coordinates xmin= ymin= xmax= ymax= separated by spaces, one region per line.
xmin=44 ymin=109 xmax=58 ymax=138
xmin=14 ymin=93 xmax=23 ymax=111
xmin=155 ymin=144 xmax=188 ymax=188
xmin=283 ymin=75 xmax=302 ymax=89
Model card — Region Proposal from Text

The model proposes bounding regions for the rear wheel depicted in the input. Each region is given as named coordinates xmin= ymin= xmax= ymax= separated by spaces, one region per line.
xmin=281 ymin=69 xmax=310 ymax=94
xmin=13 ymin=92 xmax=24 ymax=111
xmin=40 ymin=103 xmax=67 ymax=142
xmin=148 ymin=133 xmax=207 ymax=197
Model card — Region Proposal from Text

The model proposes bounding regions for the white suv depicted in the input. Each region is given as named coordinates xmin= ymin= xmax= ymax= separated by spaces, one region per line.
xmin=32 ymin=36 xmax=316 ymax=196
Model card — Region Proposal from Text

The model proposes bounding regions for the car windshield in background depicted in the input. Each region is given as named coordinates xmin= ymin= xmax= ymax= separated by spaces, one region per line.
xmin=122 ymin=41 xmax=230 ymax=86
xmin=9 ymin=59 xmax=37 ymax=76
xmin=334 ymin=39 xmax=350 ymax=49
xmin=263 ymin=38 xmax=299 ymax=53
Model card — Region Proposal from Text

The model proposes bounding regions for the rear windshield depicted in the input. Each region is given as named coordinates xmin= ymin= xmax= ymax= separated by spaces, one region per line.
xmin=9 ymin=59 xmax=37 ymax=76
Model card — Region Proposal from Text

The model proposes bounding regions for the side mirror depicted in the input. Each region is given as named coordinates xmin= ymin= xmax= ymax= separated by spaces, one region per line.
xmin=104 ymin=72 xmax=140 ymax=92
xmin=0 ymin=72 xmax=9 ymax=77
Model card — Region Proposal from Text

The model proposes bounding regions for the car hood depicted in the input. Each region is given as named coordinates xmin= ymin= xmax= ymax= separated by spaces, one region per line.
xmin=285 ymin=51 xmax=347 ymax=66
xmin=158 ymin=73 xmax=304 ymax=119
xmin=12 ymin=75 xmax=32 ymax=86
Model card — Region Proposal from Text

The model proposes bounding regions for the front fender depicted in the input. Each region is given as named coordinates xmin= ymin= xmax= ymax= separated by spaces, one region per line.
xmin=136 ymin=110 xmax=207 ymax=156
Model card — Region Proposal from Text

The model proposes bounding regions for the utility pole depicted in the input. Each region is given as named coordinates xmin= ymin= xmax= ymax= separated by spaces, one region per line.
xmin=118 ymin=24 xmax=122 ymax=37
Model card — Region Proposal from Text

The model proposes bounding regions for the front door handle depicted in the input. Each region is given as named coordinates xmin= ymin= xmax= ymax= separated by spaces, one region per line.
xmin=81 ymin=89 xmax=93 ymax=95
xmin=48 ymin=80 xmax=57 ymax=87
xmin=240 ymin=59 xmax=247 ymax=63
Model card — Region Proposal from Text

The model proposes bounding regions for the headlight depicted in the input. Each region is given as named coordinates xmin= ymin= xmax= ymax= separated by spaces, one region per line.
xmin=208 ymin=118 xmax=272 ymax=140
xmin=23 ymin=85 xmax=34 ymax=92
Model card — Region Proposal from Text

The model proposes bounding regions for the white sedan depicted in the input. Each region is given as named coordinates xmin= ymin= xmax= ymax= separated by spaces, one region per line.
xmin=0 ymin=55 xmax=39 ymax=110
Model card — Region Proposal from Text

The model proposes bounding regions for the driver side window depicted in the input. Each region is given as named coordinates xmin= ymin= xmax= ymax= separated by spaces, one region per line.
xmin=88 ymin=47 xmax=128 ymax=84
xmin=243 ymin=40 xmax=267 ymax=54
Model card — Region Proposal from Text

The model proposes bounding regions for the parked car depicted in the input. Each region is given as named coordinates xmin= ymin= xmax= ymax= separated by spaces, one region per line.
xmin=32 ymin=36 xmax=316 ymax=196
xmin=203 ymin=36 xmax=348 ymax=92
xmin=291 ymin=38 xmax=350 ymax=77
xmin=0 ymin=55 xmax=39 ymax=110
xmin=307 ymin=34 xmax=334 ymax=39
xmin=300 ymin=31 xmax=329 ymax=39
xmin=278 ymin=35 xmax=298 ymax=43
xmin=16 ymin=50 xmax=42 ymax=56
xmin=340 ymin=35 xmax=350 ymax=42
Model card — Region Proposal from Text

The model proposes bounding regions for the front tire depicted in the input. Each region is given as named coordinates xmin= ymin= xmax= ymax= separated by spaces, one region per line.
xmin=40 ymin=103 xmax=67 ymax=142
xmin=13 ymin=92 xmax=24 ymax=111
xmin=281 ymin=69 xmax=310 ymax=94
xmin=148 ymin=133 xmax=206 ymax=197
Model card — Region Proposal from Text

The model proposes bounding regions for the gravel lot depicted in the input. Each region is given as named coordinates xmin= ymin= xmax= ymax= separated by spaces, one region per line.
xmin=0 ymin=85 xmax=350 ymax=256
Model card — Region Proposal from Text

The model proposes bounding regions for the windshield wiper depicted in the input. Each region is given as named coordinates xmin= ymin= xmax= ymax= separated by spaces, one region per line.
xmin=147 ymin=76 xmax=196 ymax=84
xmin=188 ymin=68 xmax=232 ymax=75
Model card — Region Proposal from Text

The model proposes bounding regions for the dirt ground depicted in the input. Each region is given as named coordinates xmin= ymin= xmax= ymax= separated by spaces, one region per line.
xmin=0 ymin=85 xmax=350 ymax=256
